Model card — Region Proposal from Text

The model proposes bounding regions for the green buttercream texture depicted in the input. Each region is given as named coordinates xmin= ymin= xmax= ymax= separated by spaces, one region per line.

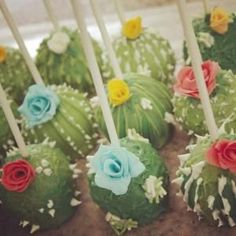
xmin=0 ymin=100 xmax=18 ymax=159
xmin=35 ymin=27 xmax=105 ymax=96
xmin=0 ymin=47 xmax=34 ymax=104
xmin=102 ymin=28 xmax=175 ymax=85
xmin=176 ymin=134 xmax=236 ymax=226
xmin=173 ymin=69 xmax=236 ymax=135
xmin=89 ymin=137 xmax=169 ymax=225
xmin=22 ymin=85 xmax=99 ymax=161
xmin=97 ymin=73 xmax=173 ymax=148
xmin=183 ymin=14 xmax=236 ymax=73
xmin=0 ymin=144 xmax=78 ymax=231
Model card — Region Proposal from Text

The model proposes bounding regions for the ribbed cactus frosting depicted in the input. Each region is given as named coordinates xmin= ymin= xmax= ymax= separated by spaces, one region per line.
xmin=174 ymin=134 xmax=236 ymax=227
xmin=35 ymin=27 xmax=106 ymax=96
xmin=88 ymin=132 xmax=168 ymax=234
xmin=0 ymin=47 xmax=33 ymax=104
xmin=0 ymin=142 xmax=81 ymax=233
xmin=102 ymin=29 xmax=175 ymax=86
xmin=96 ymin=73 xmax=173 ymax=148
xmin=183 ymin=13 xmax=236 ymax=73
xmin=172 ymin=69 xmax=236 ymax=135
xmin=21 ymin=84 xmax=100 ymax=161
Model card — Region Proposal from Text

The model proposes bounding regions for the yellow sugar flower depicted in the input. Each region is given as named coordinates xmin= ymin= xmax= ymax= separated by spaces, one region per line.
xmin=210 ymin=7 xmax=230 ymax=34
xmin=107 ymin=79 xmax=131 ymax=107
xmin=122 ymin=16 xmax=143 ymax=40
xmin=0 ymin=46 xmax=7 ymax=63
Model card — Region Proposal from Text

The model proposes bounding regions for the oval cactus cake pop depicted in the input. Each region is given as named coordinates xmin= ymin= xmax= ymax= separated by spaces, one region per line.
xmin=96 ymin=73 xmax=173 ymax=148
xmin=183 ymin=7 xmax=236 ymax=73
xmin=35 ymin=27 xmax=109 ymax=96
xmin=174 ymin=133 xmax=236 ymax=227
xmin=172 ymin=60 xmax=236 ymax=135
xmin=0 ymin=141 xmax=81 ymax=233
xmin=102 ymin=17 xmax=176 ymax=86
xmin=88 ymin=130 xmax=169 ymax=234
xmin=20 ymin=84 xmax=100 ymax=161
xmin=0 ymin=46 xmax=33 ymax=104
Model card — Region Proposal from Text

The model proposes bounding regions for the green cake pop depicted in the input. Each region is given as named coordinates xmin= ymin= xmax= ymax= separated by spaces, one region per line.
xmin=183 ymin=7 xmax=236 ymax=73
xmin=172 ymin=61 xmax=236 ymax=136
xmin=20 ymin=84 xmax=100 ymax=161
xmin=0 ymin=141 xmax=81 ymax=233
xmin=35 ymin=27 xmax=109 ymax=96
xmin=101 ymin=16 xmax=176 ymax=86
xmin=174 ymin=133 xmax=236 ymax=227
xmin=96 ymin=74 xmax=173 ymax=148
xmin=88 ymin=130 xmax=169 ymax=234
xmin=0 ymin=46 xmax=33 ymax=104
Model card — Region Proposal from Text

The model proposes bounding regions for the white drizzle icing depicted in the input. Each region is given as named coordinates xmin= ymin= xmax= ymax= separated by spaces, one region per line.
xmin=193 ymin=177 xmax=203 ymax=213
xmin=207 ymin=195 xmax=215 ymax=210
xmin=183 ymin=161 xmax=205 ymax=202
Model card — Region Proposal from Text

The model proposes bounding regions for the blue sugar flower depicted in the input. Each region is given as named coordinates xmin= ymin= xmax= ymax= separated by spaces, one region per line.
xmin=18 ymin=84 xmax=60 ymax=128
xmin=90 ymin=145 xmax=145 ymax=195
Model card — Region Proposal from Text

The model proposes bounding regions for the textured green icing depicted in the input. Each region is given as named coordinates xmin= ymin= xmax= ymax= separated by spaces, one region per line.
xmin=183 ymin=14 xmax=236 ymax=73
xmin=97 ymin=73 xmax=173 ymax=148
xmin=0 ymin=143 xmax=79 ymax=231
xmin=89 ymin=137 xmax=169 ymax=226
xmin=36 ymin=27 xmax=106 ymax=96
xmin=21 ymin=84 xmax=100 ymax=161
xmin=173 ymin=69 xmax=236 ymax=135
xmin=102 ymin=28 xmax=175 ymax=86
xmin=176 ymin=134 xmax=236 ymax=227
xmin=0 ymin=47 xmax=34 ymax=104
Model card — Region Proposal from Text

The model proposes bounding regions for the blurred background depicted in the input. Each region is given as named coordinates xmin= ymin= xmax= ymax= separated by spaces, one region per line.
xmin=0 ymin=0 xmax=200 ymax=27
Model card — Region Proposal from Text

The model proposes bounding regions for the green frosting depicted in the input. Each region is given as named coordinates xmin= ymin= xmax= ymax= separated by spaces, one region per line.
xmin=173 ymin=69 xmax=236 ymax=135
xmin=35 ymin=27 xmax=106 ymax=96
xmin=102 ymin=28 xmax=175 ymax=85
xmin=0 ymin=47 xmax=34 ymax=104
xmin=183 ymin=14 xmax=236 ymax=73
xmin=88 ymin=137 xmax=169 ymax=227
xmin=22 ymin=84 xmax=100 ymax=161
xmin=175 ymin=134 xmax=236 ymax=227
xmin=0 ymin=143 xmax=80 ymax=232
xmin=97 ymin=73 xmax=173 ymax=148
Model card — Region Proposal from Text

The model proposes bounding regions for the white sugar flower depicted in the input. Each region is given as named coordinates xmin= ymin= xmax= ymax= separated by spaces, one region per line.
xmin=140 ymin=97 xmax=153 ymax=110
xmin=47 ymin=31 xmax=70 ymax=54
xmin=197 ymin=32 xmax=215 ymax=48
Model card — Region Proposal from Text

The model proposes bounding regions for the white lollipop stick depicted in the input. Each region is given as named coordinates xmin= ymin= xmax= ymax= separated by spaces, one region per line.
xmin=0 ymin=0 xmax=44 ymax=85
xmin=113 ymin=0 xmax=126 ymax=24
xmin=70 ymin=0 xmax=120 ymax=147
xmin=43 ymin=0 xmax=60 ymax=31
xmin=90 ymin=0 xmax=123 ymax=79
xmin=177 ymin=0 xmax=218 ymax=140
xmin=0 ymin=84 xmax=28 ymax=157
xmin=203 ymin=0 xmax=209 ymax=14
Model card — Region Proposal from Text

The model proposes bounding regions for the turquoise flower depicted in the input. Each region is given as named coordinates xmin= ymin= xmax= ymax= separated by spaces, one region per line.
xmin=18 ymin=84 xmax=60 ymax=127
xmin=89 ymin=145 xmax=145 ymax=195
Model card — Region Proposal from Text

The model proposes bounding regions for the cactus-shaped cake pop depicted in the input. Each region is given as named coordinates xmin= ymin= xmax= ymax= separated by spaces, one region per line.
xmin=101 ymin=0 xmax=176 ymax=86
xmin=172 ymin=61 xmax=236 ymax=135
xmin=35 ymin=27 xmax=107 ymax=96
xmin=0 ymin=46 xmax=33 ymax=104
xmin=174 ymin=133 xmax=236 ymax=227
xmin=88 ymin=131 xmax=168 ymax=234
xmin=0 ymin=141 xmax=81 ymax=233
xmin=183 ymin=7 xmax=236 ymax=74
xmin=20 ymin=84 xmax=100 ymax=160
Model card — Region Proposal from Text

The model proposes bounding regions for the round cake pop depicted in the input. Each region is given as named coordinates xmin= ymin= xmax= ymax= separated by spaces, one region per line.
xmin=35 ymin=27 xmax=110 ymax=96
xmin=101 ymin=17 xmax=176 ymax=86
xmin=96 ymin=74 xmax=173 ymax=148
xmin=0 ymin=141 xmax=81 ymax=233
xmin=174 ymin=133 xmax=236 ymax=227
xmin=0 ymin=46 xmax=33 ymax=104
xmin=172 ymin=61 xmax=236 ymax=135
xmin=20 ymin=84 xmax=100 ymax=161
xmin=183 ymin=7 xmax=236 ymax=73
xmin=88 ymin=130 xmax=168 ymax=234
